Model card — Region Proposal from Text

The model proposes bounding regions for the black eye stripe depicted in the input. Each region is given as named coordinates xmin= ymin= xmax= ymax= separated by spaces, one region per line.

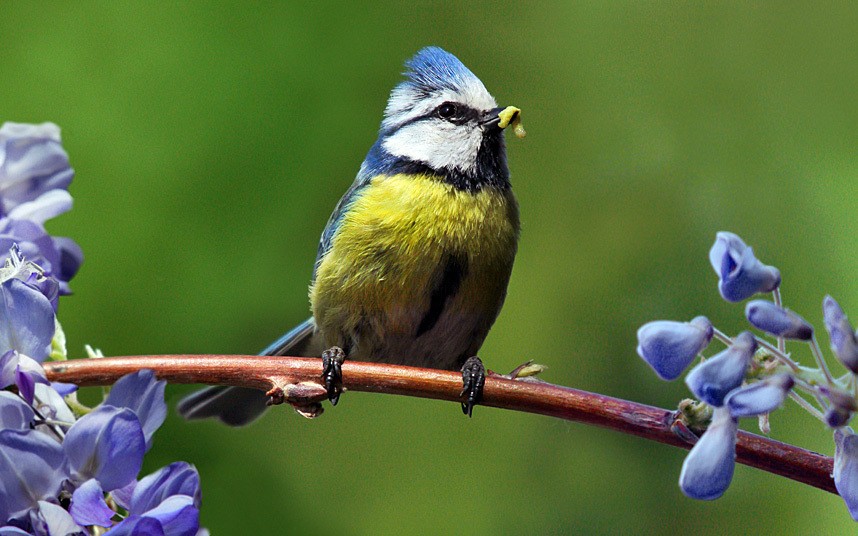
xmin=435 ymin=103 xmax=479 ymax=124
xmin=389 ymin=103 xmax=481 ymax=131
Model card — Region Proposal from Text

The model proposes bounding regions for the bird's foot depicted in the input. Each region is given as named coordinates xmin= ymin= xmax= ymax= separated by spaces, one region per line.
xmin=460 ymin=356 xmax=486 ymax=417
xmin=321 ymin=346 xmax=346 ymax=405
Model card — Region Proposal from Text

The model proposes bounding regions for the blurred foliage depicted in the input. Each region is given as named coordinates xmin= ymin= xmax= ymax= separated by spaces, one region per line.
xmin=3 ymin=1 xmax=858 ymax=533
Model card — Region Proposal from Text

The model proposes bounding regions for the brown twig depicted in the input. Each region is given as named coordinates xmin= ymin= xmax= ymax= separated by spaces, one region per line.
xmin=42 ymin=354 xmax=835 ymax=494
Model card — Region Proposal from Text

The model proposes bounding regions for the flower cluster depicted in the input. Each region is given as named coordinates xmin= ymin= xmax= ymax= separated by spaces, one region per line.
xmin=637 ymin=231 xmax=858 ymax=520
xmin=0 ymin=122 xmax=204 ymax=535
xmin=0 ymin=122 xmax=83 ymax=293
xmin=1 ymin=370 xmax=202 ymax=535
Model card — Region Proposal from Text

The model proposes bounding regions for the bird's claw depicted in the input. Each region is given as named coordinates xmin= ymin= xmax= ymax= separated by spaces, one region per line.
xmin=460 ymin=356 xmax=486 ymax=417
xmin=321 ymin=346 xmax=346 ymax=405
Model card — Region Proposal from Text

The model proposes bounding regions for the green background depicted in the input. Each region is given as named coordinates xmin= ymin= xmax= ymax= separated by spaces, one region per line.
xmin=4 ymin=2 xmax=857 ymax=533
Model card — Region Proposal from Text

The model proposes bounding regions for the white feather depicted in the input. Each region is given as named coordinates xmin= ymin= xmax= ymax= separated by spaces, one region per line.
xmin=383 ymin=119 xmax=483 ymax=171
xmin=381 ymin=79 xmax=497 ymax=172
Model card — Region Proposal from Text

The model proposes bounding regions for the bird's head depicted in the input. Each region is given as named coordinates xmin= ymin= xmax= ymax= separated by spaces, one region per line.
xmin=373 ymin=47 xmax=522 ymax=190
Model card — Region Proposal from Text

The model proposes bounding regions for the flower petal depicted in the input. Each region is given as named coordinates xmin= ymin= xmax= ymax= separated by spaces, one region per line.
xmin=0 ymin=122 xmax=73 ymax=217
xmin=709 ymin=232 xmax=780 ymax=302
xmin=636 ymin=317 xmax=713 ymax=380
xmin=725 ymin=373 xmax=794 ymax=418
xmin=823 ymin=296 xmax=858 ymax=374
xmin=70 ymin=478 xmax=115 ymax=528
xmin=827 ymin=407 xmax=853 ymax=428
xmin=64 ymin=405 xmax=145 ymax=491
xmin=32 ymin=384 xmax=75 ymax=436
xmin=104 ymin=370 xmax=167 ymax=451
xmin=143 ymin=495 xmax=199 ymax=536
xmin=51 ymin=236 xmax=83 ymax=288
xmin=14 ymin=353 xmax=50 ymax=404
xmin=745 ymin=300 xmax=813 ymax=340
xmin=0 ymin=429 xmax=65 ymax=520
xmin=834 ymin=428 xmax=858 ymax=520
xmin=131 ymin=462 xmax=201 ymax=513
xmin=108 ymin=516 xmax=166 ymax=536
xmin=0 ymin=277 xmax=55 ymax=361
xmin=0 ymin=391 xmax=35 ymax=429
xmin=31 ymin=500 xmax=85 ymax=536
xmin=7 ymin=190 xmax=72 ymax=226
xmin=679 ymin=406 xmax=738 ymax=500
xmin=0 ymin=527 xmax=31 ymax=535
xmin=685 ymin=331 xmax=756 ymax=407
xmin=111 ymin=480 xmax=136 ymax=511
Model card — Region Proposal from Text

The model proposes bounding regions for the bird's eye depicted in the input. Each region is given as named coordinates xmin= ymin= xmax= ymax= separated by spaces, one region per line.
xmin=437 ymin=102 xmax=457 ymax=119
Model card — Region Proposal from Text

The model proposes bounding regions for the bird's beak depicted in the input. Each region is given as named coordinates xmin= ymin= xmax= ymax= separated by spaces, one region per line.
xmin=482 ymin=106 xmax=526 ymax=138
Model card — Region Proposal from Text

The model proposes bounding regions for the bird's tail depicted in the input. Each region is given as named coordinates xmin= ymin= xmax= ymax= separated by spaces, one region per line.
xmin=177 ymin=318 xmax=319 ymax=426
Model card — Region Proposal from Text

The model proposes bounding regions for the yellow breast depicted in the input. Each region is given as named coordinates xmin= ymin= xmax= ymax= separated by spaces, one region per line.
xmin=310 ymin=173 xmax=519 ymax=360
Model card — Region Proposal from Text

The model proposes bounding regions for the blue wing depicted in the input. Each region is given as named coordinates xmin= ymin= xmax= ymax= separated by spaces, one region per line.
xmin=258 ymin=316 xmax=316 ymax=356
xmin=313 ymin=174 xmax=372 ymax=280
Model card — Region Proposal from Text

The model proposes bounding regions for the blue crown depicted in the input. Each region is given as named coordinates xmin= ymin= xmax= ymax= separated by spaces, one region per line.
xmin=399 ymin=46 xmax=481 ymax=95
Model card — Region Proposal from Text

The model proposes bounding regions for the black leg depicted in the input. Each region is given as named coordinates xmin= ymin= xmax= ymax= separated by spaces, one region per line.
xmin=460 ymin=356 xmax=486 ymax=417
xmin=321 ymin=346 xmax=346 ymax=405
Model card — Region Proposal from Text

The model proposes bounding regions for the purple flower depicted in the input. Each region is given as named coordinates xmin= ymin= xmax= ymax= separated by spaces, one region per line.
xmin=834 ymin=428 xmax=858 ymax=520
xmin=0 ymin=429 xmax=66 ymax=522
xmin=745 ymin=300 xmax=813 ymax=341
xmin=109 ymin=495 xmax=199 ymax=536
xmin=0 ymin=250 xmax=56 ymax=361
xmin=0 ymin=219 xmax=82 ymax=295
xmin=130 ymin=462 xmax=202 ymax=512
xmin=637 ymin=317 xmax=713 ymax=380
xmin=827 ymin=407 xmax=853 ymax=429
xmin=823 ymin=296 xmax=858 ymax=374
xmin=725 ymin=373 xmax=794 ymax=418
xmin=31 ymin=384 xmax=75 ymax=437
xmin=27 ymin=501 xmax=84 ymax=536
xmin=685 ymin=331 xmax=756 ymax=407
xmin=69 ymin=479 xmax=115 ymax=528
xmin=0 ymin=366 xmax=200 ymax=531
xmin=709 ymin=232 xmax=780 ymax=302
xmin=0 ymin=123 xmax=73 ymax=218
xmin=105 ymin=516 xmax=166 ymax=536
xmin=64 ymin=406 xmax=146 ymax=491
xmin=0 ymin=391 xmax=35 ymax=430
xmin=679 ymin=406 xmax=738 ymax=500
xmin=820 ymin=386 xmax=857 ymax=429
xmin=104 ymin=370 xmax=167 ymax=451
xmin=107 ymin=463 xmax=202 ymax=536
xmin=0 ymin=351 xmax=50 ymax=405
xmin=0 ymin=122 xmax=83 ymax=292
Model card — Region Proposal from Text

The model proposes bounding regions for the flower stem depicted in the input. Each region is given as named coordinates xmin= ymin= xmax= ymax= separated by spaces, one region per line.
xmin=787 ymin=390 xmax=826 ymax=423
xmin=772 ymin=288 xmax=787 ymax=354
xmin=712 ymin=327 xmax=733 ymax=346
xmin=713 ymin=327 xmax=800 ymax=372
xmin=809 ymin=335 xmax=836 ymax=385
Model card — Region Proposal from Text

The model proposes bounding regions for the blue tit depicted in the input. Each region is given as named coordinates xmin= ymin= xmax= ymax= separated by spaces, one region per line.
xmin=179 ymin=46 xmax=523 ymax=425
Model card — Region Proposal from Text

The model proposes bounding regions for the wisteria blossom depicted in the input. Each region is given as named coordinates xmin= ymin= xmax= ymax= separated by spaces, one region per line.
xmin=639 ymin=231 xmax=858 ymax=518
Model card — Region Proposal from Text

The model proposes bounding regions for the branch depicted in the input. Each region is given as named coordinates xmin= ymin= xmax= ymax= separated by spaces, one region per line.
xmin=42 ymin=355 xmax=835 ymax=494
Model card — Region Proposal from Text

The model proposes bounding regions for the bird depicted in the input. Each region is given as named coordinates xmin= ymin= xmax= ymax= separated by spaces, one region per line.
xmin=178 ymin=46 xmax=524 ymax=425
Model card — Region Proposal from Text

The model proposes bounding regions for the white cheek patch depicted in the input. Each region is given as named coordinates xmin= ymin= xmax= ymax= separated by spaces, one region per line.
xmin=382 ymin=120 xmax=483 ymax=172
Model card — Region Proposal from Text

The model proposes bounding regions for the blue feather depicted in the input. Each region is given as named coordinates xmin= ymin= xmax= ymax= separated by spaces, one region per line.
xmin=400 ymin=46 xmax=480 ymax=95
